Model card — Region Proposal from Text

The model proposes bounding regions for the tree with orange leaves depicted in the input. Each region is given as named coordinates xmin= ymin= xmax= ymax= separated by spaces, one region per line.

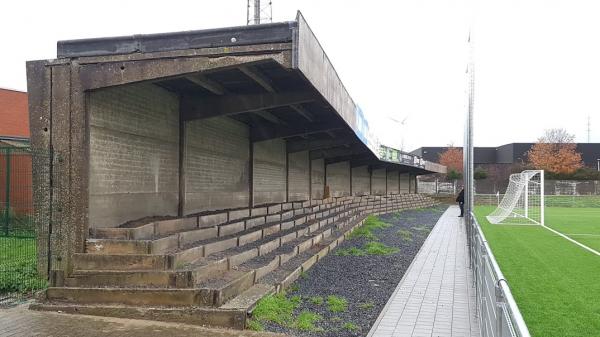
xmin=438 ymin=146 xmax=463 ymax=173
xmin=527 ymin=129 xmax=583 ymax=174
xmin=438 ymin=146 xmax=463 ymax=180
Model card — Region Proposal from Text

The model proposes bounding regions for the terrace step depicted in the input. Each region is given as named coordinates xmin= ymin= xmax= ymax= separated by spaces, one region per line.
xmin=30 ymin=303 xmax=248 ymax=330
xmin=35 ymin=195 xmax=438 ymax=330
xmin=68 ymin=208 xmax=358 ymax=289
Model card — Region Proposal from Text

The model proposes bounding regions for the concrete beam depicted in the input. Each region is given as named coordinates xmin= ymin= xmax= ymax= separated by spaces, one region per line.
xmin=287 ymin=136 xmax=359 ymax=153
xmin=80 ymin=53 xmax=289 ymax=90
xmin=250 ymin=121 xmax=342 ymax=142
xmin=186 ymin=74 xmax=228 ymax=95
xmin=238 ymin=65 xmax=275 ymax=93
xmin=181 ymin=91 xmax=316 ymax=121
xmin=290 ymin=104 xmax=315 ymax=122
xmin=310 ymin=145 xmax=370 ymax=161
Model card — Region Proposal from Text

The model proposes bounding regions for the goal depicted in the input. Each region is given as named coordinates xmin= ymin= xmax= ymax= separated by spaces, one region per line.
xmin=487 ymin=170 xmax=544 ymax=225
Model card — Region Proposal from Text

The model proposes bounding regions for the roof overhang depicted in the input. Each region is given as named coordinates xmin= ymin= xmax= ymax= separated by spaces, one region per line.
xmin=54 ymin=12 xmax=445 ymax=175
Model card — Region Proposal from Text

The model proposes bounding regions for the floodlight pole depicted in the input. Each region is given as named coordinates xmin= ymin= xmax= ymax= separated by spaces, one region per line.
xmin=464 ymin=32 xmax=475 ymax=265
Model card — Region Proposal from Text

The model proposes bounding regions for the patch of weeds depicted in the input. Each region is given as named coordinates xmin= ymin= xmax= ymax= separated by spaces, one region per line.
xmin=299 ymin=271 xmax=308 ymax=279
xmin=288 ymin=284 xmax=300 ymax=293
xmin=335 ymin=247 xmax=367 ymax=256
xmin=343 ymin=322 xmax=360 ymax=332
xmin=396 ymin=229 xmax=413 ymax=242
xmin=327 ymin=295 xmax=348 ymax=313
xmin=247 ymin=319 xmax=264 ymax=331
xmin=364 ymin=241 xmax=400 ymax=255
xmin=413 ymin=225 xmax=431 ymax=234
xmin=390 ymin=212 xmax=403 ymax=220
xmin=359 ymin=301 xmax=375 ymax=310
xmin=252 ymin=292 xmax=301 ymax=326
xmin=335 ymin=241 xmax=399 ymax=256
xmin=294 ymin=311 xmax=324 ymax=332
xmin=310 ymin=296 xmax=324 ymax=305
xmin=349 ymin=215 xmax=391 ymax=240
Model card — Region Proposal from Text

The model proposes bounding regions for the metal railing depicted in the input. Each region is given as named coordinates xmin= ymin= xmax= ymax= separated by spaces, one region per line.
xmin=468 ymin=212 xmax=531 ymax=337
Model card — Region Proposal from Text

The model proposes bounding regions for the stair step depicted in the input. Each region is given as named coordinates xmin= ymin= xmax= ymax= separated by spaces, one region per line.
xmin=221 ymin=284 xmax=275 ymax=310
xmin=73 ymin=253 xmax=171 ymax=271
xmin=30 ymin=303 xmax=248 ymax=330
xmin=46 ymin=287 xmax=214 ymax=307
xmin=65 ymin=270 xmax=191 ymax=288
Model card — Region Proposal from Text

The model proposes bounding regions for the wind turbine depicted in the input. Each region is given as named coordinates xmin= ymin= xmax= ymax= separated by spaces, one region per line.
xmin=388 ymin=115 xmax=409 ymax=152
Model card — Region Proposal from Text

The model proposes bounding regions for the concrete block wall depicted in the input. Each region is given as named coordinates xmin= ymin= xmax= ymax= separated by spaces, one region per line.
xmin=184 ymin=117 xmax=250 ymax=214
xmin=253 ymin=139 xmax=287 ymax=205
xmin=400 ymin=173 xmax=410 ymax=193
xmin=387 ymin=170 xmax=399 ymax=194
xmin=287 ymin=151 xmax=310 ymax=201
xmin=326 ymin=161 xmax=351 ymax=197
xmin=371 ymin=168 xmax=387 ymax=195
xmin=311 ymin=159 xmax=325 ymax=200
xmin=88 ymin=83 xmax=180 ymax=228
xmin=87 ymin=84 xmax=423 ymax=228
xmin=351 ymin=165 xmax=370 ymax=196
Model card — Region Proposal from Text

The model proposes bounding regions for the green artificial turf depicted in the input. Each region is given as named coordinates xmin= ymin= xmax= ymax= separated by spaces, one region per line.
xmin=475 ymin=206 xmax=600 ymax=337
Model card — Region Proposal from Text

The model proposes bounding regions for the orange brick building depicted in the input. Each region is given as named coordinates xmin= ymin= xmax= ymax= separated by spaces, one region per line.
xmin=1 ymin=88 xmax=31 ymax=217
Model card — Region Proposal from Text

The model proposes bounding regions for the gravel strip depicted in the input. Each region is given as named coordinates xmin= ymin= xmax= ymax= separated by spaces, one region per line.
xmin=257 ymin=205 xmax=447 ymax=337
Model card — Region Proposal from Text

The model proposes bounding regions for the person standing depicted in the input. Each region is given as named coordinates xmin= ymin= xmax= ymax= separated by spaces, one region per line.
xmin=456 ymin=187 xmax=465 ymax=217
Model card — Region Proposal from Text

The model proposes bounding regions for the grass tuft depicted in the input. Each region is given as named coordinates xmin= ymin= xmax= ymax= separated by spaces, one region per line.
xmin=412 ymin=225 xmax=431 ymax=235
xmin=246 ymin=319 xmax=264 ymax=331
xmin=364 ymin=241 xmax=400 ymax=255
xmin=359 ymin=301 xmax=375 ymax=310
xmin=335 ymin=247 xmax=367 ymax=256
xmin=327 ymin=295 xmax=348 ymax=313
xmin=342 ymin=322 xmax=360 ymax=332
xmin=309 ymin=296 xmax=324 ymax=305
xmin=252 ymin=293 xmax=300 ymax=326
xmin=396 ymin=229 xmax=413 ymax=242
xmin=349 ymin=215 xmax=391 ymax=240
xmin=294 ymin=311 xmax=323 ymax=332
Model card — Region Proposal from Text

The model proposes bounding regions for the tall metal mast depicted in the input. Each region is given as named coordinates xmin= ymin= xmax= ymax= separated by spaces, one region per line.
xmin=247 ymin=0 xmax=273 ymax=25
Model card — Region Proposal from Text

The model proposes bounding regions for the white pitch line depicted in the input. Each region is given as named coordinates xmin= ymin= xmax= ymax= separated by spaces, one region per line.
xmin=563 ymin=233 xmax=600 ymax=237
xmin=541 ymin=225 xmax=600 ymax=257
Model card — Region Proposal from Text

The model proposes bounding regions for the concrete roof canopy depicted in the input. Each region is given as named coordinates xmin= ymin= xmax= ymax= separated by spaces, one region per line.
xmin=53 ymin=12 xmax=444 ymax=175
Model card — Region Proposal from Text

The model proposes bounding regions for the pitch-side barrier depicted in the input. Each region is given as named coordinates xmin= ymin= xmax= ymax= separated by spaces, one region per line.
xmin=468 ymin=212 xmax=531 ymax=337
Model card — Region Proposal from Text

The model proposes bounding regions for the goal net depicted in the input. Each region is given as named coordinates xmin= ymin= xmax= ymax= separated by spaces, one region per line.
xmin=486 ymin=170 xmax=544 ymax=225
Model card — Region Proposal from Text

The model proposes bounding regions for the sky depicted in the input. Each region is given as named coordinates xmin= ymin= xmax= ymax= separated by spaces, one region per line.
xmin=1 ymin=0 xmax=599 ymax=151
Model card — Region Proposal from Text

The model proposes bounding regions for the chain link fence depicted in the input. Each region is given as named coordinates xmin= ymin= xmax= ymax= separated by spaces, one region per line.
xmin=0 ymin=147 xmax=62 ymax=306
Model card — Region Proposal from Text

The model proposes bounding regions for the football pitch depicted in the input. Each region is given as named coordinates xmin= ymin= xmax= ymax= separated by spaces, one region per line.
xmin=475 ymin=205 xmax=600 ymax=337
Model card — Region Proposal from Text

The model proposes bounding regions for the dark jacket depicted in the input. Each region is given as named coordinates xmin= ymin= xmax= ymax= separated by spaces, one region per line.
xmin=456 ymin=189 xmax=465 ymax=203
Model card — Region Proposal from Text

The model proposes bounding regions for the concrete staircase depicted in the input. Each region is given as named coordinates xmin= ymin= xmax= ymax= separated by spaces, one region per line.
xmin=32 ymin=194 xmax=437 ymax=329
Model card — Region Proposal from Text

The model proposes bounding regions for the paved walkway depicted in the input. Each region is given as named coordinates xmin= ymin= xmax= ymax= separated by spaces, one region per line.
xmin=368 ymin=206 xmax=480 ymax=337
xmin=0 ymin=305 xmax=285 ymax=337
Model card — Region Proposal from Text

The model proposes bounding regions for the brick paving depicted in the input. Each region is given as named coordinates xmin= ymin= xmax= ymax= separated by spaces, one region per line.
xmin=0 ymin=305 xmax=285 ymax=337
xmin=367 ymin=206 xmax=480 ymax=337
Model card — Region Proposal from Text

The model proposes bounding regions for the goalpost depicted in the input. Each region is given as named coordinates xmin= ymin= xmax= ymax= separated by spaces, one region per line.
xmin=487 ymin=170 xmax=545 ymax=225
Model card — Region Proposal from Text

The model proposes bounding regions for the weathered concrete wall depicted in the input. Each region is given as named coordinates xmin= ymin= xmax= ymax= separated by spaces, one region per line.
xmin=184 ymin=117 xmax=249 ymax=214
xmin=371 ymin=168 xmax=387 ymax=195
xmin=400 ymin=173 xmax=410 ymax=193
xmin=387 ymin=170 xmax=399 ymax=194
xmin=311 ymin=159 xmax=325 ymax=199
xmin=89 ymin=83 xmax=179 ymax=228
xmin=326 ymin=161 xmax=351 ymax=197
xmin=253 ymin=139 xmax=286 ymax=205
xmin=288 ymin=150 xmax=310 ymax=201
xmin=351 ymin=166 xmax=370 ymax=196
